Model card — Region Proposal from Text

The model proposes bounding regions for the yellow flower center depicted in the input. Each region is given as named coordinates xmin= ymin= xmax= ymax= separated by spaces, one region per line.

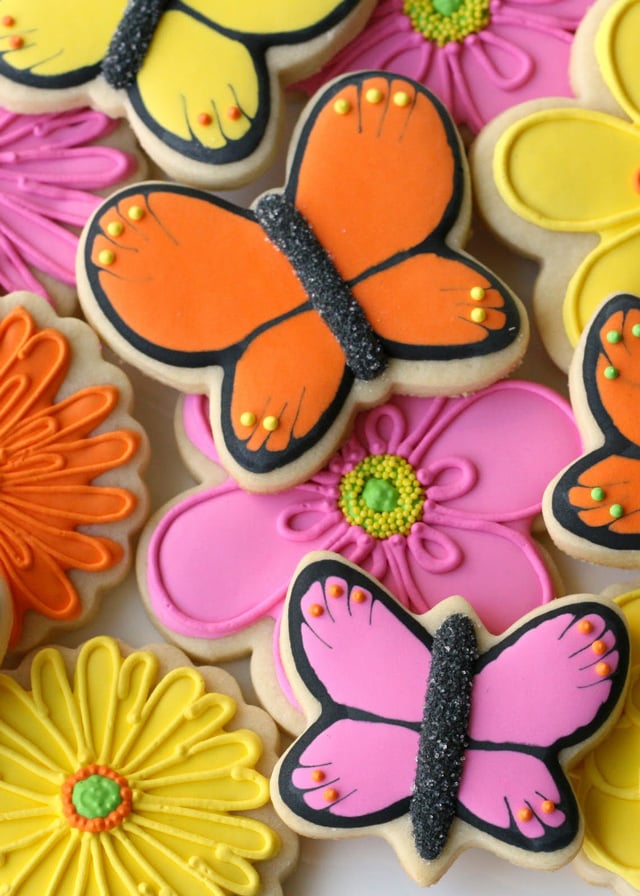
xmin=403 ymin=0 xmax=491 ymax=45
xmin=339 ymin=454 xmax=424 ymax=538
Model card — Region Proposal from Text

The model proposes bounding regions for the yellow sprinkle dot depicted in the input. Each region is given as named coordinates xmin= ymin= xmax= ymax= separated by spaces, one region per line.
xmin=393 ymin=90 xmax=411 ymax=107
xmin=98 ymin=249 xmax=115 ymax=266
xmin=107 ymin=221 xmax=124 ymax=237
xmin=262 ymin=415 xmax=279 ymax=432
xmin=333 ymin=98 xmax=351 ymax=115
xmin=239 ymin=411 xmax=256 ymax=427
xmin=365 ymin=88 xmax=384 ymax=104
xmin=470 ymin=286 xmax=486 ymax=301
xmin=471 ymin=307 xmax=487 ymax=323
xmin=127 ymin=205 xmax=144 ymax=221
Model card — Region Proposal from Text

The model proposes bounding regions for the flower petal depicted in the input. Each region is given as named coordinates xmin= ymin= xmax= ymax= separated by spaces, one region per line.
xmin=31 ymin=647 xmax=87 ymax=763
xmin=74 ymin=637 xmax=123 ymax=764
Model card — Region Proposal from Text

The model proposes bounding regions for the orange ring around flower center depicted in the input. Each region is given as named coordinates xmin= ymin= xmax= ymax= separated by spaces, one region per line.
xmin=61 ymin=764 xmax=132 ymax=832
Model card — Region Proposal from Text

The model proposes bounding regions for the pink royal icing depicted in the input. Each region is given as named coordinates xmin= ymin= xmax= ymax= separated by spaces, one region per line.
xmin=0 ymin=108 xmax=134 ymax=303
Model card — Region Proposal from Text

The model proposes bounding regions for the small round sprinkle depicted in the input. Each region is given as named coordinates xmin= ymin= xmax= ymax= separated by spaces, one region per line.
xmin=351 ymin=589 xmax=367 ymax=603
xmin=8 ymin=34 xmax=22 ymax=49
xmin=470 ymin=286 xmax=486 ymax=301
xmin=262 ymin=415 xmax=279 ymax=432
xmin=107 ymin=221 xmax=124 ymax=237
xmin=606 ymin=329 xmax=622 ymax=344
xmin=98 ymin=249 xmax=115 ymax=266
xmin=309 ymin=604 xmax=324 ymax=618
xmin=590 ymin=487 xmax=605 ymax=502
xmin=609 ymin=503 xmax=624 ymax=519
xmin=595 ymin=661 xmax=611 ymax=677
xmin=127 ymin=205 xmax=144 ymax=221
xmin=197 ymin=112 xmax=213 ymax=126
xmin=577 ymin=619 xmax=594 ymax=635
xmin=239 ymin=411 xmax=256 ymax=427
xmin=591 ymin=639 xmax=607 ymax=655
xmin=393 ymin=90 xmax=411 ymax=107
xmin=365 ymin=87 xmax=384 ymax=104
xmin=604 ymin=365 xmax=619 ymax=380
xmin=541 ymin=800 xmax=556 ymax=815
xmin=327 ymin=584 xmax=344 ymax=598
xmin=633 ymin=323 xmax=640 ymax=337
xmin=470 ymin=307 xmax=487 ymax=324
xmin=227 ymin=105 xmax=242 ymax=121
xmin=311 ymin=770 xmax=325 ymax=783
xmin=323 ymin=788 xmax=339 ymax=803
xmin=517 ymin=807 xmax=533 ymax=822
xmin=333 ymin=98 xmax=351 ymax=115
xmin=2 ymin=15 xmax=15 ymax=26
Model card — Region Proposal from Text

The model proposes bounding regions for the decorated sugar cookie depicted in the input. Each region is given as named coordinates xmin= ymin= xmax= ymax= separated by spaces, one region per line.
xmin=0 ymin=635 xmax=297 ymax=896
xmin=544 ymin=293 xmax=640 ymax=568
xmin=0 ymin=292 xmax=148 ymax=651
xmin=141 ymin=381 xmax=580 ymax=733
xmin=472 ymin=0 xmax=640 ymax=371
xmin=272 ymin=553 xmax=629 ymax=886
xmin=78 ymin=71 xmax=528 ymax=493
xmin=0 ymin=106 xmax=140 ymax=314
xmin=0 ymin=0 xmax=376 ymax=187
xmin=295 ymin=0 xmax=594 ymax=134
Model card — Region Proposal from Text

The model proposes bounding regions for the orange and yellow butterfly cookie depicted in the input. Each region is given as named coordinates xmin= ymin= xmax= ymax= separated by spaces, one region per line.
xmin=471 ymin=0 xmax=640 ymax=371
xmin=78 ymin=71 xmax=529 ymax=494
xmin=0 ymin=291 xmax=149 ymax=653
xmin=0 ymin=0 xmax=376 ymax=187
xmin=543 ymin=293 xmax=640 ymax=568
xmin=0 ymin=634 xmax=297 ymax=896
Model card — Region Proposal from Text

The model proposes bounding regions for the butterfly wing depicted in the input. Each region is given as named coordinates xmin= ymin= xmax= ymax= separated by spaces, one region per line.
xmin=548 ymin=294 xmax=640 ymax=560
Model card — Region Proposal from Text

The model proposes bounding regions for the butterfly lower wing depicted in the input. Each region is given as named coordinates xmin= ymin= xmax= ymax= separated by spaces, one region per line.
xmin=0 ymin=0 xmax=126 ymax=89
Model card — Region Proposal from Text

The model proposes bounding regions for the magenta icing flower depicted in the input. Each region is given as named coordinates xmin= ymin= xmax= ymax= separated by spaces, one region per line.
xmin=0 ymin=108 xmax=134 ymax=305
xmin=296 ymin=0 xmax=593 ymax=132
xmin=145 ymin=381 xmax=581 ymax=646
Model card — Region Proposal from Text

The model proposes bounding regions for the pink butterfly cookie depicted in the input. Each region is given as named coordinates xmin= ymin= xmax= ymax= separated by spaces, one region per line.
xmin=272 ymin=553 xmax=630 ymax=885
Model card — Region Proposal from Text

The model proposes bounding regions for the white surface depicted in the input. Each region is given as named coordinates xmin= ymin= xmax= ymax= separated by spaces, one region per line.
xmin=26 ymin=97 xmax=638 ymax=896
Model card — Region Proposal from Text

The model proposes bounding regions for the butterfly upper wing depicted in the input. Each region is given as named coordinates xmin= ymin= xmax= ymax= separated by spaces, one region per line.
xmin=548 ymin=294 xmax=640 ymax=557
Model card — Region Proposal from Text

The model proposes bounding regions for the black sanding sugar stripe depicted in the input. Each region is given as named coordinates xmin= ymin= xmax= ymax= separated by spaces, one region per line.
xmin=254 ymin=192 xmax=387 ymax=381
xmin=410 ymin=613 xmax=477 ymax=861
xmin=102 ymin=0 xmax=169 ymax=89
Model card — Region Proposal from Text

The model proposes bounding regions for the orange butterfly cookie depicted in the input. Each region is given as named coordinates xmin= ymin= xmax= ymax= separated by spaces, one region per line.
xmin=78 ymin=72 xmax=529 ymax=493
xmin=544 ymin=293 xmax=640 ymax=567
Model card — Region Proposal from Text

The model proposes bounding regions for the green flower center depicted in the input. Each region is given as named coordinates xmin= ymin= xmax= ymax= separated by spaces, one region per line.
xmin=339 ymin=454 xmax=424 ymax=539
xmin=72 ymin=774 xmax=122 ymax=819
xmin=403 ymin=0 xmax=491 ymax=45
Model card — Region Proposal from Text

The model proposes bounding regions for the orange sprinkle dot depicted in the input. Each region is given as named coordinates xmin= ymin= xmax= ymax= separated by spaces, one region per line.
xmin=591 ymin=640 xmax=607 ymax=655
xmin=577 ymin=619 xmax=593 ymax=635
xmin=2 ymin=15 xmax=15 ymax=26
xmin=311 ymin=770 xmax=325 ymax=783
xmin=351 ymin=589 xmax=366 ymax=603
xmin=309 ymin=604 xmax=324 ymax=617
xmin=595 ymin=661 xmax=611 ymax=677
xmin=323 ymin=787 xmax=339 ymax=803
xmin=517 ymin=807 xmax=533 ymax=822
xmin=327 ymin=584 xmax=343 ymax=598
xmin=541 ymin=800 xmax=556 ymax=815
xmin=197 ymin=112 xmax=213 ymax=126
xmin=227 ymin=105 xmax=242 ymax=121
xmin=8 ymin=34 xmax=23 ymax=49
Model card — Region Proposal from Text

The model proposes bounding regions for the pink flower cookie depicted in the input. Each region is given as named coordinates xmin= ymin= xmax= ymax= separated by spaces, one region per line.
xmin=0 ymin=107 xmax=140 ymax=313
xmin=139 ymin=380 xmax=581 ymax=732
xmin=272 ymin=552 xmax=629 ymax=885
xmin=295 ymin=0 xmax=594 ymax=133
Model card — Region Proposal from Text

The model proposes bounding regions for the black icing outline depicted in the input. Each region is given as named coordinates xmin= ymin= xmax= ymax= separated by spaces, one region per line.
xmin=278 ymin=556 xmax=629 ymax=856
xmin=551 ymin=293 xmax=640 ymax=551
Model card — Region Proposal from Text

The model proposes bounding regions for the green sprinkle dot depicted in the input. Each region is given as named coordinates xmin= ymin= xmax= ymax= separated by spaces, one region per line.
xmin=633 ymin=323 xmax=640 ymax=337
xmin=72 ymin=775 xmax=122 ymax=819
xmin=591 ymin=487 xmax=606 ymax=502
xmin=609 ymin=503 xmax=624 ymax=519
xmin=606 ymin=329 xmax=622 ymax=344
xmin=604 ymin=366 xmax=619 ymax=380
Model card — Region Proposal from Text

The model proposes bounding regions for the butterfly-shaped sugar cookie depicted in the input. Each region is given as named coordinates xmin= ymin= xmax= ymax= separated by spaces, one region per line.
xmin=545 ymin=293 xmax=640 ymax=567
xmin=272 ymin=553 xmax=629 ymax=885
xmin=0 ymin=0 xmax=375 ymax=186
xmin=78 ymin=72 xmax=528 ymax=493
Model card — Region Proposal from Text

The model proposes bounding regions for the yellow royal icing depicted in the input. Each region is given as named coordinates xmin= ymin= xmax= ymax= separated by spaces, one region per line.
xmin=0 ymin=637 xmax=279 ymax=896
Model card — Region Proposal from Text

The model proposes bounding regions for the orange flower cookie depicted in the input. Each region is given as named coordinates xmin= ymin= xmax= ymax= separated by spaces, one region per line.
xmin=0 ymin=292 xmax=148 ymax=651
xmin=0 ymin=635 xmax=297 ymax=896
